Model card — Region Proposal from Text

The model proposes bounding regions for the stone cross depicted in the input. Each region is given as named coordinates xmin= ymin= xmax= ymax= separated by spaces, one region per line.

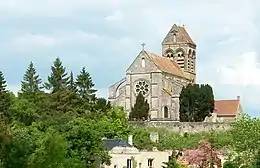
xmin=141 ymin=42 xmax=145 ymax=51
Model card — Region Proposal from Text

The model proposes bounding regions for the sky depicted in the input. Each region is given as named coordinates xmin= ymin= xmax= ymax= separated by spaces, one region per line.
xmin=0 ymin=0 xmax=260 ymax=116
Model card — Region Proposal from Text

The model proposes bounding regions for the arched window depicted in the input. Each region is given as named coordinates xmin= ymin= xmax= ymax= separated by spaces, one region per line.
xmin=175 ymin=48 xmax=185 ymax=69
xmin=165 ymin=49 xmax=174 ymax=59
xmin=164 ymin=106 xmax=169 ymax=118
xmin=141 ymin=58 xmax=145 ymax=67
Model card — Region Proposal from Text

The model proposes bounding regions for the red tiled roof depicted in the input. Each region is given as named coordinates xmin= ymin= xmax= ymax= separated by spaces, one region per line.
xmin=162 ymin=24 xmax=196 ymax=46
xmin=178 ymin=26 xmax=196 ymax=45
xmin=145 ymin=51 xmax=184 ymax=77
xmin=214 ymin=100 xmax=239 ymax=116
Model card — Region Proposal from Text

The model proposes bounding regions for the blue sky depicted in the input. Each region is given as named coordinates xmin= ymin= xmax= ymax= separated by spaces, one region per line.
xmin=0 ymin=0 xmax=259 ymax=116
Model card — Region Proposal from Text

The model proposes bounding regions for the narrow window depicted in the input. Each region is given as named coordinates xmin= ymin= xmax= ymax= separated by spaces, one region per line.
xmin=127 ymin=159 xmax=132 ymax=168
xmin=148 ymin=159 xmax=154 ymax=168
xmin=141 ymin=58 xmax=145 ymax=67
xmin=164 ymin=106 xmax=169 ymax=118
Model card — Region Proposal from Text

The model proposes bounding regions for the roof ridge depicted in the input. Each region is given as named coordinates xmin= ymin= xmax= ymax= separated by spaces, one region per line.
xmin=146 ymin=51 xmax=184 ymax=76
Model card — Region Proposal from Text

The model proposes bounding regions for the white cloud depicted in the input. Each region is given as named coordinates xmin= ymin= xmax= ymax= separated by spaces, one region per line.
xmin=217 ymin=52 xmax=260 ymax=85
xmin=105 ymin=10 xmax=124 ymax=22
xmin=12 ymin=34 xmax=58 ymax=50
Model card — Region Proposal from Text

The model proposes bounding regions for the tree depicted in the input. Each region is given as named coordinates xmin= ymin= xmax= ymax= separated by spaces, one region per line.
xmin=229 ymin=116 xmax=260 ymax=167
xmin=68 ymin=71 xmax=77 ymax=93
xmin=20 ymin=62 xmax=42 ymax=96
xmin=180 ymin=140 xmax=221 ymax=168
xmin=179 ymin=84 xmax=214 ymax=122
xmin=28 ymin=128 xmax=80 ymax=168
xmin=129 ymin=92 xmax=149 ymax=121
xmin=0 ymin=71 xmax=11 ymax=121
xmin=95 ymin=97 xmax=111 ymax=113
xmin=75 ymin=67 xmax=96 ymax=102
xmin=45 ymin=58 xmax=69 ymax=93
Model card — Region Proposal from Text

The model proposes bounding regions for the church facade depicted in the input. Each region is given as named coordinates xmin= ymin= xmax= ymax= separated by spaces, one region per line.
xmin=108 ymin=24 xmax=196 ymax=121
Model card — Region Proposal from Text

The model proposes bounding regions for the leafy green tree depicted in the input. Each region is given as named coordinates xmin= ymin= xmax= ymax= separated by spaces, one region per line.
xmin=20 ymin=62 xmax=42 ymax=96
xmin=45 ymin=58 xmax=69 ymax=93
xmin=28 ymin=128 xmax=80 ymax=168
xmin=75 ymin=67 xmax=96 ymax=102
xmin=0 ymin=71 xmax=11 ymax=121
xmin=229 ymin=116 xmax=260 ymax=167
xmin=129 ymin=92 xmax=149 ymax=121
xmin=11 ymin=98 xmax=39 ymax=126
xmin=179 ymin=84 xmax=214 ymax=122
xmin=64 ymin=118 xmax=111 ymax=167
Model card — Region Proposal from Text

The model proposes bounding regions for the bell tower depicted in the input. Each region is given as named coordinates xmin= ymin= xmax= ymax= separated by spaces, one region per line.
xmin=161 ymin=24 xmax=196 ymax=83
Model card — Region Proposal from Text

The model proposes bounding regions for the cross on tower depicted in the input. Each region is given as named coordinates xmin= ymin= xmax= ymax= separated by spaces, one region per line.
xmin=141 ymin=42 xmax=145 ymax=51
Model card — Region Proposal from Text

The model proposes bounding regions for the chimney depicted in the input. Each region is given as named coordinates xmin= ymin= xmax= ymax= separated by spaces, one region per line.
xmin=128 ymin=135 xmax=133 ymax=146
xmin=237 ymin=96 xmax=240 ymax=100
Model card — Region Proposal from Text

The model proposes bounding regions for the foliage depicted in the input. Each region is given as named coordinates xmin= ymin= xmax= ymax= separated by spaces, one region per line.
xmin=0 ymin=71 xmax=11 ymax=122
xmin=129 ymin=92 xmax=149 ymax=121
xmin=75 ymin=67 xmax=96 ymax=102
xmin=251 ymin=150 xmax=260 ymax=168
xmin=223 ymin=161 xmax=238 ymax=168
xmin=180 ymin=140 xmax=222 ymax=168
xmin=229 ymin=116 xmax=260 ymax=167
xmin=20 ymin=62 xmax=42 ymax=98
xmin=179 ymin=84 xmax=214 ymax=122
xmin=45 ymin=57 xmax=69 ymax=93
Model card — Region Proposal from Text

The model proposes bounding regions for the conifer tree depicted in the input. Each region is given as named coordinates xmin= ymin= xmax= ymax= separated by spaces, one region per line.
xmin=45 ymin=58 xmax=69 ymax=93
xmin=129 ymin=92 xmax=149 ymax=121
xmin=179 ymin=84 xmax=214 ymax=122
xmin=0 ymin=71 xmax=11 ymax=121
xmin=75 ymin=67 xmax=96 ymax=102
xmin=68 ymin=71 xmax=77 ymax=93
xmin=20 ymin=62 xmax=42 ymax=95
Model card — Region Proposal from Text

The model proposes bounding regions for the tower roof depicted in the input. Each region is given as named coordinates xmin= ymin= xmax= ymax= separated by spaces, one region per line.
xmin=162 ymin=24 xmax=196 ymax=46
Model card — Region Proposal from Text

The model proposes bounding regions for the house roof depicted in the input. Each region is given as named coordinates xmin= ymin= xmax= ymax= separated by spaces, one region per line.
xmin=162 ymin=24 xmax=196 ymax=46
xmin=145 ymin=51 xmax=185 ymax=78
xmin=103 ymin=139 xmax=132 ymax=150
xmin=214 ymin=99 xmax=240 ymax=116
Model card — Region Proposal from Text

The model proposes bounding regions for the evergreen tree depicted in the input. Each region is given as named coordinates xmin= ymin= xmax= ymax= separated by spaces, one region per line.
xmin=0 ymin=71 xmax=11 ymax=121
xmin=68 ymin=71 xmax=77 ymax=93
xmin=75 ymin=67 xmax=96 ymax=102
xmin=20 ymin=62 xmax=42 ymax=95
xmin=129 ymin=92 xmax=149 ymax=121
xmin=179 ymin=84 xmax=214 ymax=122
xmin=45 ymin=58 xmax=69 ymax=93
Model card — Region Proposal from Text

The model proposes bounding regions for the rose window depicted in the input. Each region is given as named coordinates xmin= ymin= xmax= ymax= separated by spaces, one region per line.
xmin=135 ymin=80 xmax=149 ymax=96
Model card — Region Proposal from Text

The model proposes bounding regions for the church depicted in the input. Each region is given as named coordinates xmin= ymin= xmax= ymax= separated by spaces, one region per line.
xmin=108 ymin=24 xmax=243 ymax=122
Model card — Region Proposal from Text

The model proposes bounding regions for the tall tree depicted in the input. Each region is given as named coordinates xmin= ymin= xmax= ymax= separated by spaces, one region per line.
xmin=75 ymin=67 xmax=96 ymax=102
xmin=45 ymin=58 xmax=69 ymax=93
xmin=0 ymin=71 xmax=11 ymax=121
xmin=68 ymin=71 xmax=77 ymax=93
xmin=179 ymin=84 xmax=214 ymax=122
xmin=20 ymin=62 xmax=42 ymax=96
xmin=129 ymin=92 xmax=149 ymax=121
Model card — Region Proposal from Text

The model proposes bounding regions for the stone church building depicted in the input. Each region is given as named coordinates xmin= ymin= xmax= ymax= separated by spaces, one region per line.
xmin=108 ymin=24 xmax=242 ymax=121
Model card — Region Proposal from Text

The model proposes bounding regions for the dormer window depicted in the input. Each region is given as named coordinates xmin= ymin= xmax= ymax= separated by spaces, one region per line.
xmin=141 ymin=58 xmax=145 ymax=67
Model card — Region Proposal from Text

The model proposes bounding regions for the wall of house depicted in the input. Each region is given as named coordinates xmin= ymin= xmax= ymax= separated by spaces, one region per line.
xmin=103 ymin=147 xmax=171 ymax=168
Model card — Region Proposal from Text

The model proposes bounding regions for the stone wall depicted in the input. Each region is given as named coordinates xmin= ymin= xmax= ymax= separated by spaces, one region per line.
xmin=129 ymin=121 xmax=232 ymax=133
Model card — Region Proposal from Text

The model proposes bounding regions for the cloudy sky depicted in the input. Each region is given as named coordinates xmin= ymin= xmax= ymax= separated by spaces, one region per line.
xmin=0 ymin=0 xmax=259 ymax=116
